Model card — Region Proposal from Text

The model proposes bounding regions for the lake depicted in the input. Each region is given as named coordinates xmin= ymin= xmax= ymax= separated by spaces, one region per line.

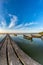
xmin=0 ymin=34 xmax=6 ymax=41
xmin=11 ymin=35 xmax=43 ymax=65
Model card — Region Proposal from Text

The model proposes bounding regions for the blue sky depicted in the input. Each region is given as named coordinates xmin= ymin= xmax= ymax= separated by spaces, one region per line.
xmin=0 ymin=0 xmax=43 ymax=33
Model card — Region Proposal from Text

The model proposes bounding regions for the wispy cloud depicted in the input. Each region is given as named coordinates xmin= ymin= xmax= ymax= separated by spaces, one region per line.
xmin=15 ymin=24 xmax=23 ymax=29
xmin=24 ymin=22 xmax=38 ymax=26
xmin=15 ymin=22 xmax=38 ymax=29
xmin=1 ymin=20 xmax=6 ymax=27
xmin=0 ymin=18 xmax=7 ymax=29
xmin=0 ymin=15 xmax=40 ymax=33
xmin=8 ymin=14 xmax=18 ymax=28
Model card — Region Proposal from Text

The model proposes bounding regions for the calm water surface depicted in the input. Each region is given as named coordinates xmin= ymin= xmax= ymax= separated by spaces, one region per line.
xmin=0 ymin=35 xmax=6 ymax=41
xmin=11 ymin=35 xmax=43 ymax=65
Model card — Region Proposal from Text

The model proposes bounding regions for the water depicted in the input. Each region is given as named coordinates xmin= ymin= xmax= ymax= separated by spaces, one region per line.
xmin=11 ymin=35 xmax=43 ymax=65
xmin=0 ymin=34 xmax=6 ymax=41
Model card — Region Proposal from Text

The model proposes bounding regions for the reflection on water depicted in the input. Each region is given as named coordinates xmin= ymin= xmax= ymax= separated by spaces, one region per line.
xmin=11 ymin=35 xmax=43 ymax=65
xmin=0 ymin=34 xmax=6 ymax=41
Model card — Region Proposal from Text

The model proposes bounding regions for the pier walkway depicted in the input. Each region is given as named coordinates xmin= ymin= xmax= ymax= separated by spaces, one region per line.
xmin=0 ymin=34 xmax=41 ymax=65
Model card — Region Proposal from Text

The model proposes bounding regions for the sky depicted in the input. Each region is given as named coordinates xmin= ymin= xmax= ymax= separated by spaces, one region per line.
xmin=0 ymin=0 xmax=43 ymax=33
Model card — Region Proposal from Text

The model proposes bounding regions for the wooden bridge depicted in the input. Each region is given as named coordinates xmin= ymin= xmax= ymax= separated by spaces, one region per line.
xmin=0 ymin=34 xmax=41 ymax=65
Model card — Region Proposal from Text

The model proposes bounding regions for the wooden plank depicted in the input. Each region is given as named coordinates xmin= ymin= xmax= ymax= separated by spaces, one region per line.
xmin=7 ymin=36 xmax=22 ymax=65
xmin=0 ymin=36 xmax=6 ymax=50
xmin=0 ymin=37 xmax=7 ymax=65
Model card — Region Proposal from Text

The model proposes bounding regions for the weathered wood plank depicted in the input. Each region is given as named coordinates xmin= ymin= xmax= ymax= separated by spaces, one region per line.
xmin=7 ymin=36 xmax=22 ymax=65
xmin=0 ymin=37 xmax=7 ymax=65
xmin=0 ymin=36 xmax=6 ymax=50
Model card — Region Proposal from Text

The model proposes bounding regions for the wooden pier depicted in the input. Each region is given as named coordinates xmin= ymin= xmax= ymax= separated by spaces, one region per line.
xmin=0 ymin=34 xmax=41 ymax=65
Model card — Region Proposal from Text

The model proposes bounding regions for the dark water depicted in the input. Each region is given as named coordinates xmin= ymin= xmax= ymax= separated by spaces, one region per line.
xmin=11 ymin=35 xmax=43 ymax=65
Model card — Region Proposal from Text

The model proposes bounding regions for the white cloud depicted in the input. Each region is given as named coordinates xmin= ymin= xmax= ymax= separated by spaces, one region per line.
xmin=24 ymin=22 xmax=38 ymax=26
xmin=8 ymin=14 xmax=12 ymax=17
xmin=0 ymin=26 xmax=43 ymax=33
xmin=1 ymin=20 xmax=6 ymax=27
xmin=0 ymin=15 xmax=40 ymax=33
xmin=15 ymin=24 xmax=23 ymax=29
xmin=8 ymin=14 xmax=18 ymax=28
xmin=0 ymin=18 xmax=7 ymax=29
xmin=15 ymin=22 xmax=38 ymax=29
